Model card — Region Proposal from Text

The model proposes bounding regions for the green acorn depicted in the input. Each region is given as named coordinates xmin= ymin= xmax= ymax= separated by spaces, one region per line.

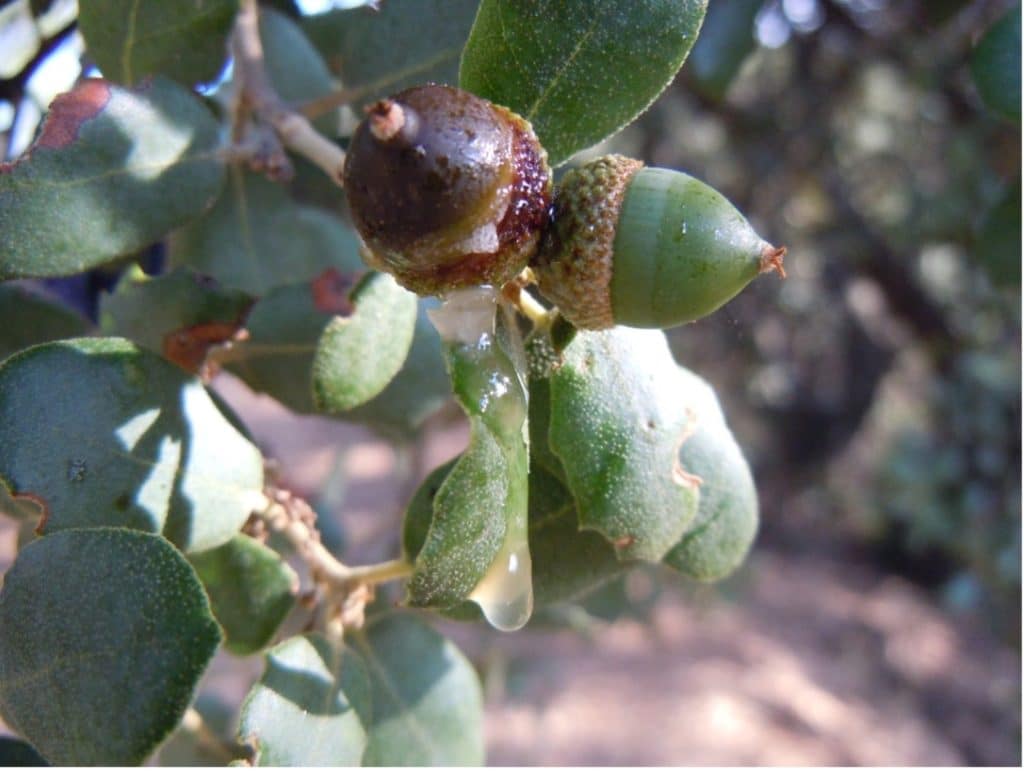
xmin=532 ymin=155 xmax=785 ymax=330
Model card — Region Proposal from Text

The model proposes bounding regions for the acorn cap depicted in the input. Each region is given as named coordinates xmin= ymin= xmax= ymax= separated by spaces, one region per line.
xmin=533 ymin=154 xmax=785 ymax=330
xmin=533 ymin=155 xmax=644 ymax=329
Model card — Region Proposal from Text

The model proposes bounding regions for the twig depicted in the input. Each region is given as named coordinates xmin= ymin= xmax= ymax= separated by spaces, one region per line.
xmin=232 ymin=0 xmax=347 ymax=184
xmin=180 ymin=708 xmax=246 ymax=764
xmin=257 ymin=487 xmax=411 ymax=590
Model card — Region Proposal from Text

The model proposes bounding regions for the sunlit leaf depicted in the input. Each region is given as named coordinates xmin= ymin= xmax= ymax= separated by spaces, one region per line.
xmin=239 ymin=633 xmax=371 ymax=766
xmin=662 ymin=367 xmax=758 ymax=581
xmin=353 ymin=613 xmax=485 ymax=766
xmin=460 ymin=0 xmax=707 ymax=165
xmin=406 ymin=309 xmax=531 ymax=633
xmin=547 ymin=327 xmax=699 ymax=562
xmin=0 ymin=528 xmax=221 ymax=765
xmin=0 ymin=78 xmax=225 ymax=279
xmin=0 ymin=338 xmax=263 ymax=553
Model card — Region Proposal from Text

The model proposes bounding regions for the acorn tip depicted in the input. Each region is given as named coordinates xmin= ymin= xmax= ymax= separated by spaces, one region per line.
xmin=759 ymin=245 xmax=787 ymax=279
xmin=367 ymin=99 xmax=406 ymax=142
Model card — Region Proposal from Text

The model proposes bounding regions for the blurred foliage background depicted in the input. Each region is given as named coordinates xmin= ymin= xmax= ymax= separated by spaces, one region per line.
xmin=0 ymin=0 xmax=1020 ymax=762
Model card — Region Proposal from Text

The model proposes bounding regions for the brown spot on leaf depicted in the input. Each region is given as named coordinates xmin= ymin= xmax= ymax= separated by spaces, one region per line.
xmin=36 ymin=79 xmax=112 ymax=150
xmin=311 ymin=267 xmax=364 ymax=316
xmin=163 ymin=321 xmax=248 ymax=378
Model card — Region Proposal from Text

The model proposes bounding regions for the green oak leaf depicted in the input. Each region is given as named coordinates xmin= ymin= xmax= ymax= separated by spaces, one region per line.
xmin=239 ymin=633 xmax=372 ymax=766
xmin=99 ymin=266 xmax=253 ymax=368
xmin=77 ymin=0 xmax=236 ymax=86
xmin=970 ymin=3 xmax=1021 ymax=124
xmin=460 ymin=0 xmax=707 ymax=166
xmin=687 ymin=0 xmax=762 ymax=101
xmin=0 ymin=78 xmax=225 ymax=279
xmin=339 ymin=298 xmax=452 ymax=439
xmin=663 ymin=366 xmax=758 ymax=581
xmin=0 ymin=338 xmax=263 ymax=553
xmin=526 ymin=463 xmax=628 ymax=608
xmin=406 ymin=310 xmax=531 ymax=632
xmin=0 ymin=285 xmax=92 ymax=363
xmin=0 ymin=528 xmax=221 ymax=765
xmin=227 ymin=271 xmax=416 ymax=414
xmin=303 ymin=0 xmax=479 ymax=110
xmin=189 ymin=535 xmax=298 ymax=656
xmin=352 ymin=613 xmax=485 ymax=766
xmin=168 ymin=168 xmax=361 ymax=295
xmin=547 ymin=327 xmax=699 ymax=562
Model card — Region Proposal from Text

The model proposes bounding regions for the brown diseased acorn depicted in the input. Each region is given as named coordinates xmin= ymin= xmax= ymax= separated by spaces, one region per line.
xmin=343 ymin=85 xmax=552 ymax=296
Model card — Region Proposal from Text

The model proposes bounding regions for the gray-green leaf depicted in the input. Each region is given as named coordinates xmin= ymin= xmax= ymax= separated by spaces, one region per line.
xmin=547 ymin=327 xmax=699 ymax=562
xmin=239 ymin=633 xmax=372 ymax=766
xmin=663 ymin=367 xmax=758 ymax=581
xmin=0 ymin=78 xmax=226 ymax=280
xmin=189 ymin=535 xmax=297 ymax=656
xmin=228 ymin=271 xmax=416 ymax=414
xmin=0 ymin=338 xmax=263 ymax=553
xmin=303 ymin=0 xmax=479 ymax=109
xmin=0 ymin=528 xmax=221 ymax=765
xmin=78 ymin=0 xmax=236 ymax=86
xmin=99 ymin=266 xmax=253 ymax=369
xmin=460 ymin=0 xmax=707 ymax=166
xmin=353 ymin=613 xmax=485 ymax=766
xmin=407 ymin=312 xmax=531 ymax=632
xmin=168 ymin=169 xmax=358 ymax=295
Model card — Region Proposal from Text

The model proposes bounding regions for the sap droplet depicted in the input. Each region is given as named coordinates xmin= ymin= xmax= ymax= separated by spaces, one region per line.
xmin=67 ymin=458 xmax=87 ymax=482
xmin=679 ymin=221 xmax=688 ymax=235
xmin=469 ymin=535 xmax=533 ymax=632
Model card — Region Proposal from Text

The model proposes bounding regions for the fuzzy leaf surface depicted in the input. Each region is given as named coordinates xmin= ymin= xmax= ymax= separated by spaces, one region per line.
xmin=239 ymin=633 xmax=371 ymax=766
xmin=168 ymin=169 xmax=360 ymax=295
xmin=353 ymin=613 xmax=485 ymax=766
xmin=0 ymin=528 xmax=221 ymax=765
xmin=406 ymin=314 xmax=529 ymax=611
xmin=460 ymin=0 xmax=707 ymax=165
xmin=189 ymin=535 xmax=297 ymax=656
xmin=303 ymin=0 xmax=478 ymax=109
xmin=228 ymin=272 xmax=416 ymax=414
xmin=663 ymin=367 xmax=758 ymax=581
xmin=0 ymin=338 xmax=263 ymax=553
xmin=548 ymin=328 xmax=699 ymax=562
xmin=78 ymin=0 xmax=236 ymax=86
xmin=340 ymin=298 xmax=452 ymax=438
xmin=0 ymin=78 xmax=224 ymax=279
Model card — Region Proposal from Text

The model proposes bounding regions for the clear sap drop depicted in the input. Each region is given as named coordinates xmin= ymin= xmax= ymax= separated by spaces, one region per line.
xmin=469 ymin=537 xmax=533 ymax=632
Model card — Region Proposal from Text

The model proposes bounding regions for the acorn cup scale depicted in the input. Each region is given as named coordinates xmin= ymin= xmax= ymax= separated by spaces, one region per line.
xmin=533 ymin=155 xmax=786 ymax=330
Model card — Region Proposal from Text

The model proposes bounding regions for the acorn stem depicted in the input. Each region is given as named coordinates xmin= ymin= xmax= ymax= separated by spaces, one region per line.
xmin=759 ymin=245 xmax=788 ymax=278
xmin=367 ymin=99 xmax=410 ymax=143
